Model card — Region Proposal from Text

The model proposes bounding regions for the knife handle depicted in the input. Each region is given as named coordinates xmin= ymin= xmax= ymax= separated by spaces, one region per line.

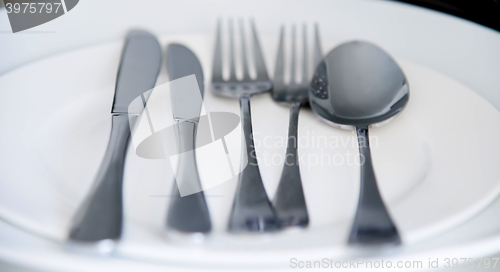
xmin=68 ymin=114 xmax=130 ymax=243
xmin=167 ymin=121 xmax=211 ymax=233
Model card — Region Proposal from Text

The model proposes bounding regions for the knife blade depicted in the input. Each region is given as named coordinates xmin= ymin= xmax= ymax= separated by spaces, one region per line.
xmin=112 ymin=30 xmax=163 ymax=113
xmin=165 ymin=43 xmax=211 ymax=233
xmin=68 ymin=30 xmax=161 ymax=248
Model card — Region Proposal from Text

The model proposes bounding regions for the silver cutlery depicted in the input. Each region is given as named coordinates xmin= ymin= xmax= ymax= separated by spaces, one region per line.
xmin=68 ymin=30 xmax=162 ymax=247
xmin=271 ymin=24 xmax=323 ymax=228
xmin=165 ymin=44 xmax=211 ymax=233
xmin=309 ymin=41 xmax=409 ymax=245
xmin=211 ymin=19 xmax=278 ymax=232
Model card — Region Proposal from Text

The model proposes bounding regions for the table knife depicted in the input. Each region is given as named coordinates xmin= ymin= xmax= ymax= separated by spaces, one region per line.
xmin=68 ymin=30 xmax=162 ymax=246
xmin=165 ymin=43 xmax=211 ymax=233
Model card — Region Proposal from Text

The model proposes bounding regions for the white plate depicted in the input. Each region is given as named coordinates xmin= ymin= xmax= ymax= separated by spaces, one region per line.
xmin=2 ymin=0 xmax=500 ymax=270
xmin=0 ymin=32 xmax=500 ymax=267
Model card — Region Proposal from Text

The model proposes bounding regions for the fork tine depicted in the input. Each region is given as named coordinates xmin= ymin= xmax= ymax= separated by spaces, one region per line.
xmin=273 ymin=26 xmax=285 ymax=84
xmin=250 ymin=19 xmax=269 ymax=81
xmin=301 ymin=24 xmax=308 ymax=83
xmin=313 ymin=23 xmax=323 ymax=68
xmin=239 ymin=19 xmax=251 ymax=81
xmin=290 ymin=25 xmax=296 ymax=84
xmin=212 ymin=19 xmax=223 ymax=82
xmin=228 ymin=18 xmax=237 ymax=81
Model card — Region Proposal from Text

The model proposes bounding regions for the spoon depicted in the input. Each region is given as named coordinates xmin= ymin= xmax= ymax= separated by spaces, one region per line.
xmin=308 ymin=41 xmax=409 ymax=245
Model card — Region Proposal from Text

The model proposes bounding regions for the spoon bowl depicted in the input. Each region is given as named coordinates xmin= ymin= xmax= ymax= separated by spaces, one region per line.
xmin=309 ymin=41 xmax=409 ymax=245
xmin=309 ymin=41 xmax=409 ymax=128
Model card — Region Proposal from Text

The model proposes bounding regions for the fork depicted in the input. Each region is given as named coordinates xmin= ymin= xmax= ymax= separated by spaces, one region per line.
xmin=272 ymin=24 xmax=323 ymax=228
xmin=211 ymin=19 xmax=279 ymax=232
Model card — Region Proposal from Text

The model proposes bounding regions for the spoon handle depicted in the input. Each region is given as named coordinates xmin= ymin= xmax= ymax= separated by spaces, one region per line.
xmin=227 ymin=95 xmax=279 ymax=232
xmin=349 ymin=127 xmax=401 ymax=245
xmin=273 ymin=102 xmax=309 ymax=228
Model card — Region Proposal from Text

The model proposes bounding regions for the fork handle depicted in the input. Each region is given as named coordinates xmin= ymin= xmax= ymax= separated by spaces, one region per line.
xmin=273 ymin=102 xmax=309 ymax=227
xmin=240 ymin=95 xmax=260 ymax=174
xmin=349 ymin=127 xmax=400 ymax=245
xmin=68 ymin=114 xmax=130 ymax=243
xmin=227 ymin=95 xmax=279 ymax=232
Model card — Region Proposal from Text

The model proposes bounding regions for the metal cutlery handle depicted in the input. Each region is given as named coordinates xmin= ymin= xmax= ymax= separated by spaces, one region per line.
xmin=167 ymin=121 xmax=211 ymax=233
xmin=273 ymin=102 xmax=309 ymax=227
xmin=227 ymin=95 xmax=279 ymax=232
xmin=69 ymin=114 xmax=130 ymax=242
xmin=349 ymin=127 xmax=400 ymax=245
